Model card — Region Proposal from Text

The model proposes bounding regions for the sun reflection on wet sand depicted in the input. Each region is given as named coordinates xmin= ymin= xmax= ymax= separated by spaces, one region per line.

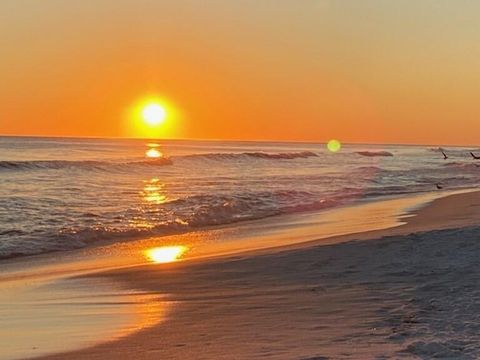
xmin=0 ymin=277 xmax=167 ymax=359
xmin=145 ymin=246 xmax=188 ymax=264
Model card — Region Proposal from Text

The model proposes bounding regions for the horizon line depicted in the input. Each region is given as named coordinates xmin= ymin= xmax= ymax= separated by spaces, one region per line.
xmin=0 ymin=133 xmax=477 ymax=148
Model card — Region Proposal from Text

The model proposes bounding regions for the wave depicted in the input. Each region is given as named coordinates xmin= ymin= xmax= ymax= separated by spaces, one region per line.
xmin=0 ymin=151 xmax=316 ymax=172
xmin=124 ymin=158 xmax=173 ymax=166
xmin=356 ymin=151 xmax=394 ymax=157
xmin=443 ymin=162 xmax=480 ymax=169
xmin=178 ymin=151 xmax=318 ymax=161
xmin=429 ymin=147 xmax=445 ymax=152
xmin=0 ymin=158 xmax=173 ymax=171
xmin=357 ymin=166 xmax=383 ymax=172
xmin=0 ymin=188 xmax=359 ymax=259
xmin=165 ymin=189 xmax=359 ymax=226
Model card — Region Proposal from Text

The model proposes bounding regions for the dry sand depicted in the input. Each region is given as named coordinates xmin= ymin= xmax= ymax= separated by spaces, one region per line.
xmin=34 ymin=190 xmax=480 ymax=359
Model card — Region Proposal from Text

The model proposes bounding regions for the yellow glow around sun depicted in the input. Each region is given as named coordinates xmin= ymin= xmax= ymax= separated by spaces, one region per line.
xmin=125 ymin=95 xmax=181 ymax=139
xmin=142 ymin=103 xmax=166 ymax=126
xmin=145 ymin=246 xmax=188 ymax=264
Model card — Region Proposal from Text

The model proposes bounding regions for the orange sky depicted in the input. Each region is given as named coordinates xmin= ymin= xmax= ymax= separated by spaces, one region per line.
xmin=2 ymin=1 xmax=480 ymax=145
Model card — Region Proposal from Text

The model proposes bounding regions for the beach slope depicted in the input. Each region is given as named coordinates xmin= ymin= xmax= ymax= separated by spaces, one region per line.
xmin=36 ymin=191 xmax=480 ymax=359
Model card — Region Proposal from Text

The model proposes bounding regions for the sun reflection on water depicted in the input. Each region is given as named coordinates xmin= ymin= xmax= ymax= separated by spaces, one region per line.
xmin=142 ymin=178 xmax=167 ymax=204
xmin=145 ymin=246 xmax=188 ymax=264
xmin=145 ymin=148 xmax=163 ymax=158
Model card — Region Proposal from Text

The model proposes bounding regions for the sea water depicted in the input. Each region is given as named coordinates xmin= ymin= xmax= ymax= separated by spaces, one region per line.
xmin=1 ymin=136 xmax=478 ymax=259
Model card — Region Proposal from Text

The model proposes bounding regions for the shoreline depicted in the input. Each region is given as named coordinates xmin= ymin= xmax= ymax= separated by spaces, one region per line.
xmin=28 ymin=188 xmax=480 ymax=360
xmin=0 ymin=188 xmax=468 ymax=285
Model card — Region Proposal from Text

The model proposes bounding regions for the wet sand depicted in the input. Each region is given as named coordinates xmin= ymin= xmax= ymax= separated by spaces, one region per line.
xmin=27 ymin=190 xmax=480 ymax=359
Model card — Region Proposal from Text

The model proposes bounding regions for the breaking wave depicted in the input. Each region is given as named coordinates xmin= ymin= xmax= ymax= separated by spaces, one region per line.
xmin=178 ymin=151 xmax=318 ymax=161
xmin=0 ymin=151 xmax=318 ymax=172
xmin=0 ymin=188 xmax=357 ymax=259
xmin=0 ymin=158 xmax=173 ymax=171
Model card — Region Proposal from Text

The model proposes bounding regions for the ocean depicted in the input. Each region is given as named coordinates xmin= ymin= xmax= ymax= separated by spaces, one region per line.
xmin=0 ymin=136 xmax=478 ymax=259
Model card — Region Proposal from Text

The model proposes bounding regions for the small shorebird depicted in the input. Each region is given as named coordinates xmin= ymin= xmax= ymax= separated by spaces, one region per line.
xmin=470 ymin=152 xmax=480 ymax=160
xmin=441 ymin=150 xmax=448 ymax=160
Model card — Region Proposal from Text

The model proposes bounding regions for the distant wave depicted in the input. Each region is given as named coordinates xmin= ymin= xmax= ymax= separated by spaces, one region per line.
xmin=356 ymin=151 xmax=394 ymax=157
xmin=179 ymin=151 xmax=318 ymax=161
xmin=125 ymin=158 xmax=173 ymax=167
xmin=0 ymin=158 xmax=173 ymax=171
xmin=429 ymin=147 xmax=445 ymax=152
xmin=443 ymin=162 xmax=480 ymax=169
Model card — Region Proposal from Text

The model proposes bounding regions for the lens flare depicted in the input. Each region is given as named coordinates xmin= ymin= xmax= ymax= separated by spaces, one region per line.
xmin=145 ymin=246 xmax=188 ymax=264
xmin=327 ymin=139 xmax=342 ymax=153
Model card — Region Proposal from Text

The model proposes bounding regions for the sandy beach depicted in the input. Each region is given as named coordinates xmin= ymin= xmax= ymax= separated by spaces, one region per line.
xmin=5 ymin=2 xmax=480 ymax=359
xmin=19 ymin=189 xmax=479 ymax=360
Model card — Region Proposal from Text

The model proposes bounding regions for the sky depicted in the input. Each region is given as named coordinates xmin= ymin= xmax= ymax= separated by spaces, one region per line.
xmin=1 ymin=0 xmax=480 ymax=145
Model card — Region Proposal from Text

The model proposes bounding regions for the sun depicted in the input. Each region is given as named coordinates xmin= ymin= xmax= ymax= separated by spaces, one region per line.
xmin=125 ymin=96 xmax=179 ymax=138
xmin=142 ymin=103 xmax=167 ymax=126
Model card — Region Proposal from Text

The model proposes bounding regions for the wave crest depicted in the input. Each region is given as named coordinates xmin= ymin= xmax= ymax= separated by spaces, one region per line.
xmin=179 ymin=151 xmax=318 ymax=161
xmin=443 ymin=162 xmax=480 ymax=169
xmin=0 ymin=158 xmax=173 ymax=171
